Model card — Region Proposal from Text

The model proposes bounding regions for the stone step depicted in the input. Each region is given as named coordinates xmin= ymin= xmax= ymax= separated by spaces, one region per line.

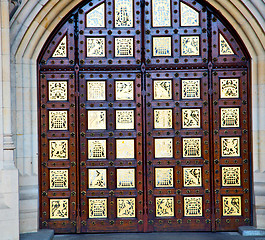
xmin=239 ymin=226 xmax=265 ymax=236
xmin=20 ymin=229 xmax=54 ymax=240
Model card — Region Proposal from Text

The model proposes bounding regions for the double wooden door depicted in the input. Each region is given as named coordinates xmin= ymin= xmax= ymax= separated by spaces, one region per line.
xmin=38 ymin=0 xmax=252 ymax=233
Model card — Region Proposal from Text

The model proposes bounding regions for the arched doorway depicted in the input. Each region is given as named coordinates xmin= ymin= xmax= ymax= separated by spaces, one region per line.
xmin=38 ymin=0 xmax=252 ymax=233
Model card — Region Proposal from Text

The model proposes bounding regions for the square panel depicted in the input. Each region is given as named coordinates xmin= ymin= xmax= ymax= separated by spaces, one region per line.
xmin=117 ymin=198 xmax=135 ymax=218
xmin=49 ymin=140 xmax=68 ymax=159
xmin=182 ymin=109 xmax=201 ymax=128
xmin=89 ymin=198 xmax=107 ymax=218
xmin=87 ymin=110 xmax=106 ymax=130
xmin=115 ymin=38 xmax=134 ymax=57
xmin=183 ymin=167 xmax=202 ymax=187
xmin=116 ymin=139 xmax=135 ymax=159
xmin=182 ymin=79 xmax=200 ymax=99
xmin=154 ymin=109 xmax=172 ymax=129
xmin=221 ymin=137 xmax=240 ymax=157
xmin=88 ymin=140 xmax=106 ymax=159
xmin=87 ymin=81 xmax=106 ymax=100
xmin=183 ymin=138 xmax=201 ymax=158
xmin=115 ymin=0 xmax=133 ymax=27
xmin=180 ymin=2 xmax=199 ymax=27
xmin=86 ymin=38 xmax=105 ymax=57
xmin=117 ymin=168 xmax=135 ymax=188
xmin=220 ymin=78 xmax=239 ymax=98
xmin=116 ymin=110 xmax=134 ymax=129
xmin=152 ymin=0 xmax=171 ymax=27
xmin=181 ymin=36 xmax=200 ymax=56
xmin=155 ymin=168 xmax=173 ymax=187
xmin=50 ymin=170 xmax=68 ymax=189
xmin=115 ymin=81 xmax=134 ymax=100
xmin=49 ymin=111 xmax=68 ymax=130
xmin=156 ymin=197 xmax=174 ymax=217
xmin=48 ymin=81 xmax=68 ymax=101
xmin=153 ymin=37 xmax=172 ymax=57
xmin=222 ymin=167 xmax=241 ymax=186
xmin=223 ymin=196 xmax=241 ymax=216
xmin=86 ymin=3 xmax=105 ymax=28
xmin=155 ymin=138 xmax=173 ymax=158
xmin=88 ymin=169 xmax=107 ymax=188
xmin=221 ymin=108 xmax=240 ymax=128
xmin=50 ymin=199 xmax=68 ymax=219
xmin=184 ymin=197 xmax=202 ymax=216
xmin=154 ymin=80 xmax=172 ymax=99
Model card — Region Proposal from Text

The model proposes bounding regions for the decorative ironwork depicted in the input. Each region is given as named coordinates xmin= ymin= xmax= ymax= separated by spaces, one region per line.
xmin=88 ymin=140 xmax=106 ymax=159
xmin=156 ymin=197 xmax=174 ymax=217
xmin=182 ymin=109 xmax=201 ymax=128
xmin=116 ymin=110 xmax=134 ymax=129
xmin=155 ymin=138 xmax=173 ymax=158
xmin=117 ymin=198 xmax=136 ymax=218
xmin=184 ymin=197 xmax=202 ymax=216
xmin=49 ymin=111 xmax=68 ymax=130
xmin=86 ymin=3 xmax=105 ymax=28
xmin=181 ymin=36 xmax=200 ymax=56
xmin=117 ymin=168 xmax=135 ymax=188
xmin=183 ymin=168 xmax=202 ymax=187
xmin=221 ymin=137 xmax=240 ymax=157
xmin=50 ymin=199 xmax=68 ymax=219
xmin=222 ymin=167 xmax=241 ymax=186
xmin=115 ymin=38 xmax=134 ymax=57
xmin=219 ymin=33 xmax=234 ymax=55
xmin=115 ymin=81 xmax=134 ymax=100
xmin=180 ymin=2 xmax=199 ymax=27
xmin=183 ymin=138 xmax=201 ymax=157
xmin=87 ymin=81 xmax=106 ymax=100
xmin=223 ymin=196 xmax=241 ymax=216
xmin=152 ymin=0 xmax=171 ymax=27
xmin=221 ymin=108 xmax=240 ymax=128
xmin=89 ymin=198 xmax=107 ymax=218
xmin=50 ymin=170 xmax=68 ymax=189
xmin=155 ymin=168 xmax=173 ymax=187
xmin=154 ymin=109 xmax=172 ymax=129
xmin=86 ymin=38 xmax=105 ymax=57
xmin=48 ymin=81 xmax=67 ymax=101
xmin=49 ymin=140 xmax=68 ymax=159
xmin=115 ymin=0 xmax=133 ymax=27
xmin=116 ymin=139 xmax=135 ymax=159
xmin=154 ymin=80 xmax=172 ymax=99
xmin=52 ymin=35 xmax=67 ymax=58
xmin=87 ymin=110 xmax=106 ymax=130
xmin=182 ymin=79 xmax=200 ymax=99
xmin=220 ymin=78 xmax=239 ymax=98
xmin=88 ymin=169 xmax=107 ymax=188
xmin=153 ymin=37 xmax=171 ymax=56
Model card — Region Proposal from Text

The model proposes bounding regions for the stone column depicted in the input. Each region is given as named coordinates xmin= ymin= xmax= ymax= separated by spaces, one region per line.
xmin=0 ymin=0 xmax=19 ymax=239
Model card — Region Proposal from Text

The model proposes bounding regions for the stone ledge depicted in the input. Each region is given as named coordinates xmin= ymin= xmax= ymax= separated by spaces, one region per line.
xmin=20 ymin=230 xmax=54 ymax=240
xmin=239 ymin=226 xmax=265 ymax=236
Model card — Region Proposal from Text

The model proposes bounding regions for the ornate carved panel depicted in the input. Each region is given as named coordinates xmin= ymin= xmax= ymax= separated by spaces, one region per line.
xmin=88 ymin=140 xmax=106 ymax=159
xmin=87 ymin=110 xmax=106 ymax=130
xmin=156 ymin=197 xmax=174 ymax=217
xmin=184 ymin=197 xmax=202 ymax=216
xmin=115 ymin=81 xmax=134 ymax=100
xmin=50 ymin=170 xmax=68 ymax=189
xmin=155 ymin=168 xmax=173 ymax=187
xmin=154 ymin=138 xmax=173 ymax=158
xmin=115 ymin=38 xmax=134 ymax=57
xmin=219 ymin=33 xmax=234 ymax=55
xmin=49 ymin=111 xmax=68 ymax=130
xmin=183 ymin=138 xmax=201 ymax=157
xmin=183 ymin=167 xmax=202 ymax=187
xmin=182 ymin=108 xmax=200 ymax=128
xmin=220 ymin=78 xmax=239 ymax=99
xmin=88 ymin=169 xmax=107 ymax=188
xmin=86 ymin=3 xmax=105 ymax=28
xmin=153 ymin=80 xmax=172 ymax=100
xmin=222 ymin=196 xmax=241 ymax=216
xmin=52 ymin=35 xmax=67 ymax=58
xmin=87 ymin=81 xmax=106 ymax=100
xmin=50 ymin=199 xmax=69 ymax=219
xmin=152 ymin=0 xmax=171 ymax=27
xmin=221 ymin=108 xmax=240 ymax=128
xmin=154 ymin=109 xmax=172 ymax=129
xmin=49 ymin=140 xmax=68 ymax=160
xmin=153 ymin=37 xmax=172 ymax=56
xmin=222 ymin=167 xmax=241 ymax=186
xmin=180 ymin=2 xmax=199 ymax=27
xmin=86 ymin=38 xmax=105 ymax=57
xmin=221 ymin=137 xmax=240 ymax=157
xmin=48 ymin=81 xmax=68 ymax=101
xmin=117 ymin=168 xmax=135 ymax=188
xmin=116 ymin=139 xmax=135 ymax=159
xmin=182 ymin=79 xmax=200 ymax=99
xmin=181 ymin=36 xmax=200 ymax=56
xmin=89 ymin=198 xmax=108 ymax=218
xmin=117 ymin=198 xmax=136 ymax=218
xmin=115 ymin=0 xmax=133 ymax=27
xmin=116 ymin=110 xmax=134 ymax=129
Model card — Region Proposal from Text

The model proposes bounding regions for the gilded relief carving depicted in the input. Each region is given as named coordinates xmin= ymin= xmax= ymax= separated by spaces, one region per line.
xmin=152 ymin=0 xmax=171 ymax=27
xmin=183 ymin=138 xmax=201 ymax=157
xmin=115 ymin=38 xmax=134 ymax=57
xmin=86 ymin=3 xmax=105 ymax=27
xmin=116 ymin=110 xmax=134 ymax=129
xmin=182 ymin=109 xmax=200 ymax=128
xmin=50 ymin=199 xmax=68 ymax=219
xmin=115 ymin=81 xmax=134 ymax=100
xmin=87 ymin=38 xmax=105 ymax=57
xmin=50 ymin=170 xmax=68 ymax=189
xmin=117 ymin=168 xmax=135 ymax=188
xmin=220 ymin=33 xmax=234 ymax=55
xmin=89 ymin=198 xmax=107 ymax=218
xmin=88 ymin=169 xmax=107 ymax=188
xmin=184 ymin=197 xmax=202 ymax=216
xmin=155 ymin=168 xmax=173 ymax=187
xmin=220 ymin=79 xmax=239 ymax=98
xmin=180 ymin=2 xmax=199 ymax=27
xmin=221 ymin=137 xmax=240 ymax=157
xmin=49 ymin=140 xmax=68 ymax=159
xmin=221 ymin=108 xmax=240 ymax=128
xmin=116 ymin=139 xmax=135 ymax=159
xmin=182 ymin=79 xmax=200 ymax=99
xmin=52 ymin=36 xmax=67 ymax=58
xmin=88 ymin=140 xmax=106 ymax=159
xmin=223 ymin=196 xmax=241 ymax=216
xmin=48 ymin=81 xmax=67 ymax=101
xmin=154 ymin=109 xmax=172 ymax=129
xmin=49 ymin=111 xmax=68 ymax=130
xmin=87 ymin=110 xmax=106 ymax=130
xmin=181 ymin=36 xmax=200 ymax=56
xmin=154 ymin=80 xmax=172 ymax=99
xmin=153 ymin=37 xmax=172 ymax=56
xmin=115 ymin=0 xmax=133 ymax=27
xmin=87 ymin=81 xmax=106 ymax=100
xmin=222 ymin=167 xmax=241 ymax=186
xmin=156 ymin=197 xmax=174 ymax=217
xmin=155 ymin=138 xmax=173 ymax=158
xmin=183 ymin=167 xmax=202 ymax=187
xmin=117 ymin=198 xmax=135 ymax=218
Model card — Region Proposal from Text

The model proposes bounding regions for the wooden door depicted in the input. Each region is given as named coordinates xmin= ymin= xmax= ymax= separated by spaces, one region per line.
xmin=38 ymin=0 xmax=252 ymax=233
